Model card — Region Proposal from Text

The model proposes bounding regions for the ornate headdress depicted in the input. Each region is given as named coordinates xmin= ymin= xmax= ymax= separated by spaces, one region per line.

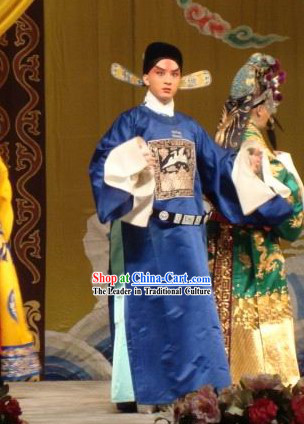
xmin=111 ymin=41 xmax=212 ymax=90
xmin=215 ymin=53 xmax=286 ymax=149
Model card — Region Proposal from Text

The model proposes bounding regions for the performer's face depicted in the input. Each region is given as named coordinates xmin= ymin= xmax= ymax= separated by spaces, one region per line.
xmin=143 ymin=59 xmax=181 ymax=104
xmin=252 ymin=103 xmax=271 ymax=129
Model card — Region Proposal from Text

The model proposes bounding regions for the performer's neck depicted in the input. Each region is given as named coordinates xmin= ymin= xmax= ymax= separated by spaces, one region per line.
xmin=143 ymin=90 xmax=175 ymax=117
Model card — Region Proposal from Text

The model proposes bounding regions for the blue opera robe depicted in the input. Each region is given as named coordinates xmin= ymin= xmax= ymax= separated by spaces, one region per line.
xmin=89 ymin=105 xmax=292 ymax=404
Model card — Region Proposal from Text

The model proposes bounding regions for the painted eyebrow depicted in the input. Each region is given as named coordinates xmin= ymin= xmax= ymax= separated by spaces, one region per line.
xmin=154 ymin=65 xmax=180 ymax=72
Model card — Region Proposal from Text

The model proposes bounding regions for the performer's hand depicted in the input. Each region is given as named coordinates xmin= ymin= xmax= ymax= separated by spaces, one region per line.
xmin=137 ymin=138 xmax=156 ymax=171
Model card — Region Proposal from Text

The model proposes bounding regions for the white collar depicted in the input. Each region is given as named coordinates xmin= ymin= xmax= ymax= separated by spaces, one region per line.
xmin=143 ymin=90 xmax=174 ymax=117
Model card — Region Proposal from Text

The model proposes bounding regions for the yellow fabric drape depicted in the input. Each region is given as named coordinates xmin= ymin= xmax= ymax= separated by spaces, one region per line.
xmin=0 ymin=158 xmax=40 ymax=380
xmin=0 ymin=158 xmax=13 ymax=243
xmin=0 ymin=0 xmax=34 ymax=36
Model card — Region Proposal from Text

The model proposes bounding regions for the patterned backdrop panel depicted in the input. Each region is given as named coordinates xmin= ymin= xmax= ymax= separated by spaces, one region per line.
xmin=0 ymin=0 xmax=45 ymax=376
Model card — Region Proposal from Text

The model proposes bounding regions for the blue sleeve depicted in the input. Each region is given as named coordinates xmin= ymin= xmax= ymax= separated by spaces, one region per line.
xmin=89 ymin=111 xmax=136 ymax=223
xmin=195 ymin=124 xmax=293 ymax=226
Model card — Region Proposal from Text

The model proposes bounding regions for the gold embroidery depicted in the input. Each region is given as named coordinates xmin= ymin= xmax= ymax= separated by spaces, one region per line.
xmin=232 ymin=291 xmax=291 ymax=330
xmin=253 ymin=232 xmax=284 ymax=279
xmin=290 ymin=211 xmax=304 ymax=228
xmin=207 ymin=234 xmax=216 ymax=273
xmin=270 ymin=162 xmax=284 ymax=178
xmin=211 ymin=224 xmax=233 ymax=359
xmin=231 ymin=292 xmax=299 ymax=386
xmin=253 ymin=230 xmax=265 ymax=246
xmin=286 ymin=194 xmax=294 ymax=204
xmin=238 ymin=252 xmax=252 ymax=269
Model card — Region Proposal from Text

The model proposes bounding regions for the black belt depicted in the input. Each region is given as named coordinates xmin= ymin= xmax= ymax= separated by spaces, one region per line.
xmin=152 ymin=208 xmax=208 ymax=226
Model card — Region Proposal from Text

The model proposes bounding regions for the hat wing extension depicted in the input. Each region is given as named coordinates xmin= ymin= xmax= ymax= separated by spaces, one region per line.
xmin=179 ymin=70 xmax=212 ymax=90
xmin=111 ymin=63 xmax=144 ymax=86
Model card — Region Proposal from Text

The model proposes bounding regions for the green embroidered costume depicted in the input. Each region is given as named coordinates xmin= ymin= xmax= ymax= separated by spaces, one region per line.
xmin=208 ymin=54 xmax=303 ymax=385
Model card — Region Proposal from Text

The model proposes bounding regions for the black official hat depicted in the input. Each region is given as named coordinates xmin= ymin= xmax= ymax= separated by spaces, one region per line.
xmin=143 ymin=42 xmax=183 ymax=75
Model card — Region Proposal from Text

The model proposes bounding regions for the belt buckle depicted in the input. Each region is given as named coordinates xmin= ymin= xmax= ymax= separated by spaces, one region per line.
xmin=182 ymin=214 xmax=195 ymax=225
xmin=159 ymin=210 xmax=169 ymax=221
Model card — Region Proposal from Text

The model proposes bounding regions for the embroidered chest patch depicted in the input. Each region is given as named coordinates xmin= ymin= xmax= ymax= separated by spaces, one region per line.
xmin=148 ymin=139 xmax=196 ymax=200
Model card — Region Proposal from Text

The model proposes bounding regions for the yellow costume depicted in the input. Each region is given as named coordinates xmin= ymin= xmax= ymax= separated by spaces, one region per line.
xmin=0 ymin=157 xmax=39 ymax=380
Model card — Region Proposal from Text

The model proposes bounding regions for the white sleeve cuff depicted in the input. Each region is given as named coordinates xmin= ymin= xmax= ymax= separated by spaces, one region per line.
xmin=232 ymin=140 xmax=289 ymax=215
xmin=104 ymin=137 xmax=155 ymax=227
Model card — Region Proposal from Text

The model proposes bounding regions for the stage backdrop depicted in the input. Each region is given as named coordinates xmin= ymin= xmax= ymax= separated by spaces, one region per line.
xmin=41 ymin=0 xmax=304 ymax=379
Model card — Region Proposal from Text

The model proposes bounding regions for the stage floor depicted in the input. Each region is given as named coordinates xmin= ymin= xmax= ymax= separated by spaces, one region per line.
xmin=10 ymin=381 xmax=159 ymax=424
